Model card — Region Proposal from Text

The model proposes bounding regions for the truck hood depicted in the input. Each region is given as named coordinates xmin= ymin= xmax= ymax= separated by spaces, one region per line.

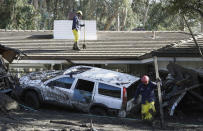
xmin=20 ymin=70 xmax=64 ymax=87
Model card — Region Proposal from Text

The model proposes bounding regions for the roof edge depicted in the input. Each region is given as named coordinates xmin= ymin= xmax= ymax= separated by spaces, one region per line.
xmin=139 ymin=33 xmax=203 ymax=59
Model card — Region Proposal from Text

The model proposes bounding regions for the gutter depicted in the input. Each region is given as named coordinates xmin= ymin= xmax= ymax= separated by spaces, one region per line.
xmin=10 ymin=57 xmax=203 ymax=65
xmin=71 ymin=57 xmax=203 ymax=64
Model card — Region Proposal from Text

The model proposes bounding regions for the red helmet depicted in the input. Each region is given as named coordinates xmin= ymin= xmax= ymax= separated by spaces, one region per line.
xmin=141 ymin=75 xmax=149 ymax=85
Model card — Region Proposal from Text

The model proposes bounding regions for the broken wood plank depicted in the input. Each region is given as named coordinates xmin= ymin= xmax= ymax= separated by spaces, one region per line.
xmin=173 ymin=84 xmax=203 ymax=96
xmin=50 ymin=120 xmax=79 ymax=126
xmin=169 ymin=92 xmax=186 ymax=116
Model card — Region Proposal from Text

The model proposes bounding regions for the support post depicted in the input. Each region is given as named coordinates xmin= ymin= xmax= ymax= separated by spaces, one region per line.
xmin=60 ymin=64 xmax=63 ymax=70
xmin=51 ymin=64 xmax=54 ymax=70
xmin=153 ymin=56 xmax=164 ymax=128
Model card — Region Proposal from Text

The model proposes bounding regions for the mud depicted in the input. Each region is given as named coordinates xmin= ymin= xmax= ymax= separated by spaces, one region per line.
xmin=0 ymin=105 xmax=203 ymax=131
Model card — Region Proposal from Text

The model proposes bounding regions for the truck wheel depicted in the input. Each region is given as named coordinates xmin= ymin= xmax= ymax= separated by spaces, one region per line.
xmin=90 ymin=107 xmax=107 ymax=116
xmin=25 ymin=91 xmax=40 ymax=109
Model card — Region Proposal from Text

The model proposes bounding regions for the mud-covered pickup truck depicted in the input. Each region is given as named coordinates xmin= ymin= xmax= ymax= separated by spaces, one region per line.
xmin=19 ymin=66 xmax=141 ymax=117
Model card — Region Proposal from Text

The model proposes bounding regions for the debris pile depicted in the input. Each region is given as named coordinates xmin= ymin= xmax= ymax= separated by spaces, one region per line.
xmin=0 ymin=56 xmax=11 ymax=93
xmin=0 ymin=62 xmax=17 ymax=94
xmin=0 ymin=44 xmax=22 ymax=114
xmin=161 ymin=62 xmax=203 ymax=116
xmin=0 ymin=44 xmax=21 ymax=94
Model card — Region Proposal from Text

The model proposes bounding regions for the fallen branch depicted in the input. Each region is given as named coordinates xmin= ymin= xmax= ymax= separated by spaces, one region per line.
xmin=50 ymin=120 xmax=78 ymax=126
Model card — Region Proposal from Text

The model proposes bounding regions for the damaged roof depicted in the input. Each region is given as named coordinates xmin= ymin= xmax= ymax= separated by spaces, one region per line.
xmin=0 ymin=30 xmax=202 ymax=61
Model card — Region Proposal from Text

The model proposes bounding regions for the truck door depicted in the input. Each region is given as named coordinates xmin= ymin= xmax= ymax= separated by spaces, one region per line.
xmin=72 ymin=79 xmax=95 ymax=112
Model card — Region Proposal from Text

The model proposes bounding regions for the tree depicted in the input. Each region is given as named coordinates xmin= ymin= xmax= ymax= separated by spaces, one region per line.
xmin=0 ymin=0 xmax=201 ymax=31
xmin=0 ymin=0 xmax=11 ymax=28
xmin=145 ymin=2 xmax=185 ymax=31
xmin=0 ymin=0 xmax=40 ymax=29
xmin=10 ymin=0 xmax=40 ymax=29
xmin=131 ymin=0 xmax=151 ymax=28
xmin=166 ymin=0 xmax=203 ymax=18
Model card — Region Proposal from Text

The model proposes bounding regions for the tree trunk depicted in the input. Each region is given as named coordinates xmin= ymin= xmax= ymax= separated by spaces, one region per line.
xmin=120 ymin=7 xmax=127 ymax=31
xmin=10 ymin=1 xmax=16 ymax=28
xmin=104 ymin=9 xmax=119 ymax=30
xmin=143 ymin=0 xmax=150 ymax=27
xmin=42 ymin=0 xmax=47 ymax=8
xmin=117 ymin=13 xmax=120 ymax=31
xmin=179 ymin=15 xmax=185 ymax=31
xmin=201 ymin=18 xmax=203 ymax=32
xmin=53 ymin=0 xmax=59 ymax=20
xmin=0 ymin=0 xmax=4 ymax=5
xmin=33 ymin=0 xmax=39 ymax=9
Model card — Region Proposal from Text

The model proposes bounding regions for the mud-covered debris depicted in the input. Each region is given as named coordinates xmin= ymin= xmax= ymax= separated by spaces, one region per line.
xmin=0 ymin=44 xmax=22 ymax=94
xmin=50 ymin=120 xmax=78 ymax=126
xmin=0 ymin=93 xmax=19 ymax=113
xmin=160 ymin=63 xmax=203 ymax=116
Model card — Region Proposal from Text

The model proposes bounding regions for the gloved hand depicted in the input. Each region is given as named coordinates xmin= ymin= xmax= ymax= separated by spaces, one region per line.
xmin=156 ymin=77 xmax=161 ymax=83
xmin=81 ymin=24 xmax=85 ymax=27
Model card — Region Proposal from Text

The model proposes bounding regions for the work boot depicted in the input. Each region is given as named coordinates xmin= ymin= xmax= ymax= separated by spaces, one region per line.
xmin=82 ymin=44 xmax=86 ymax=49
xmin=75 ymin=42 xmax=80 ymax=51
xmin=72 ymin=42 xmax=76 ymax=50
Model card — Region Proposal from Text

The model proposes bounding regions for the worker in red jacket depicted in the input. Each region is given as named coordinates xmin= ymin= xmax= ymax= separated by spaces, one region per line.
xmin=72 ymin=10 xmax=85 ymax=50
xmin=134 ymin=75 xmax=157 ymax=122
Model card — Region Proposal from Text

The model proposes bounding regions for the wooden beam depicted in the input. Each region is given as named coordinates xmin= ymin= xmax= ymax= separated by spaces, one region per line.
xmin=153 ymin=56 xmax=164 ymax=128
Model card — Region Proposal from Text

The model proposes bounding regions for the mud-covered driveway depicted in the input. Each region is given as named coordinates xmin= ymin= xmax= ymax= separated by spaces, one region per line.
xmin=1 ymin=106 xmax=203 ymax=131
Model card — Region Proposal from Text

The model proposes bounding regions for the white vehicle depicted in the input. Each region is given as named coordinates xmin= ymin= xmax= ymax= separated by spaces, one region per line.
xmin=18 ymin=66 xmax=140 ymax=117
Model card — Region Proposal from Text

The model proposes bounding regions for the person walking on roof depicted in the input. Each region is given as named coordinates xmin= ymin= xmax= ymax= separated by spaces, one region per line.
xmin=134 ymin=75 xmax=157 ymax=123
xmin=72 ymin=10 xmax=85 ymax=51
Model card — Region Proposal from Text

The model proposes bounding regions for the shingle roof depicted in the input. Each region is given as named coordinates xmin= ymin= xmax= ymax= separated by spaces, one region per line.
xmin=0 ymin=30 xmax=201 ymax=61
xmin=140 ymin=34 xmax=203 ymax=59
